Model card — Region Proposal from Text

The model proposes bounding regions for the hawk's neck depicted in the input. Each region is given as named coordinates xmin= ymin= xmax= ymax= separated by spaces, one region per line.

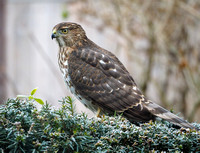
xmin=58 ymin=47 xmax=73 ymax=74
xmin=58 ymin=37 xmax=101 ymax=72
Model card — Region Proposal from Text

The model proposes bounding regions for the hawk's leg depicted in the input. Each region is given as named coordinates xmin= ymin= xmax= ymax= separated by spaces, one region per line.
xmin=96 ymin=107 xmax=101 ymax=117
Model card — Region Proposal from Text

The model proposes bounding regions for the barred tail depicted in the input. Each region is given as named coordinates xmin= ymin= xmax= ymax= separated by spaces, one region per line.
xmin=145 ymin=101 xmax=198 ymax=130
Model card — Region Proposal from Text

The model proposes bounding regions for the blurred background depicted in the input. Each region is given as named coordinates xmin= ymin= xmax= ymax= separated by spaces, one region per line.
xmin=0 ymin=0 xmax=200 ymax=122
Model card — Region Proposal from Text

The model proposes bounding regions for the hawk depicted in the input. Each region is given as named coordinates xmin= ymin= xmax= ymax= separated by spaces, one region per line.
xmin=51 ymin=22 xmax=197 ymax=130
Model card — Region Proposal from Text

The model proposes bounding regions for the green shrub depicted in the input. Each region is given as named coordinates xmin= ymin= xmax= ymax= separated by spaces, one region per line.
xmin=0 ymin=96 xmax=199 ymax=153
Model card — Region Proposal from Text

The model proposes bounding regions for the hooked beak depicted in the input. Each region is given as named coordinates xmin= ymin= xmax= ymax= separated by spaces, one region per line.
xmin=51 ymin=29 xmax=58 ymax=39
xmin=51 ymin=33 xmax=57 ymax=39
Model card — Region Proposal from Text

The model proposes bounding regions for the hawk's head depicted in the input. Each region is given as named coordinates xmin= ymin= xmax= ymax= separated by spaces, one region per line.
xmin=51 ymin=22 xmax=86 ymax=47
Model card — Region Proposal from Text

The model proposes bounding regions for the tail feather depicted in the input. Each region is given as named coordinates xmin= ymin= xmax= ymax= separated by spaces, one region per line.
xmin=145 ymin=101 xmax=198 ymax=130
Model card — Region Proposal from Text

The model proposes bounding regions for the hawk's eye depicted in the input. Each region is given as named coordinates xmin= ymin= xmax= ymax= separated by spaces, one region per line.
xmin=61 ymin=29 xmax=68 ymax=34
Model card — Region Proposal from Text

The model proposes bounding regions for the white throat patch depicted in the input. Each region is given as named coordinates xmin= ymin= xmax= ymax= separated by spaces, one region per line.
xmin=57 ymin=37 xmax=66 ymax=47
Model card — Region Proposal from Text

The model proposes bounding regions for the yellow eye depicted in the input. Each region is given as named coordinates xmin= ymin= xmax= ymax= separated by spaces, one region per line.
xmin=61 ymin=29 xmax=68 ymax=34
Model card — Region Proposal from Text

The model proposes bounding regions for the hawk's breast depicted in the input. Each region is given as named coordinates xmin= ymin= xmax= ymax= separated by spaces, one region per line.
xmin=58 ymin=47 xmax=98 ymax=112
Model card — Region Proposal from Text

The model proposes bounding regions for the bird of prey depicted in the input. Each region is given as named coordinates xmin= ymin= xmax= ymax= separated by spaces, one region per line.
xmin=51 ymin=22 xmax=197 ymax=130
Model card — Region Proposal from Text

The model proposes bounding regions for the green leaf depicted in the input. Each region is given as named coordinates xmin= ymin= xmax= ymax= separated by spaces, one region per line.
xmin=31 ymin=88 xmax=38 ymax=96
xmin=34 ymin=98 xmax=44 ymax=105
xmin=28 ymin=96 xmax=34 ymax=100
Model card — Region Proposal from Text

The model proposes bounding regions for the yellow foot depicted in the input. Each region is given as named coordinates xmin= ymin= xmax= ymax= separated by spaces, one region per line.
xmin=96 ymin=107 xmax=101 ymax=117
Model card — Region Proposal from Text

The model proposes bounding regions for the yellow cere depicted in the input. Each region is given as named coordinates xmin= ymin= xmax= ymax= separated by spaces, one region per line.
xmin=52 ymin=29 xmax=57 ymax=34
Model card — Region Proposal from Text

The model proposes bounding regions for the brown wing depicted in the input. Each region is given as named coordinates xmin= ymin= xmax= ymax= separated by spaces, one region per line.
xmin=68 ymin=43 xmax=154 ymax=122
